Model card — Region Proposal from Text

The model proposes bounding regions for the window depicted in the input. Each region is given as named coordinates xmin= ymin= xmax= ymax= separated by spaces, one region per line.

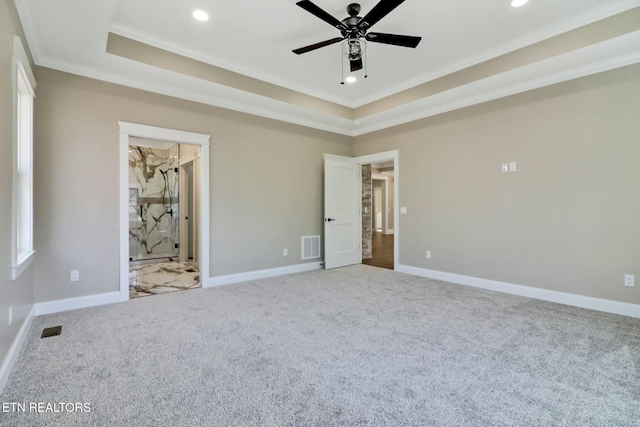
xmin=11 ymin=36 xmax=36 ymax=280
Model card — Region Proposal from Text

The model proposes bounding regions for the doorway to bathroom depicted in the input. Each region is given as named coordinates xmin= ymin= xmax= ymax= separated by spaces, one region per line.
xmin=119 ymin=122 xmax=210 ymax=302
xmin=127 ymin=139 xmax=201 ymax=298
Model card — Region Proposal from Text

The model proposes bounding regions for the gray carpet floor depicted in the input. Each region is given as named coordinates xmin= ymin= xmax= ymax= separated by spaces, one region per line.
xmin=1 ymin=265 xmax=639 ymax=427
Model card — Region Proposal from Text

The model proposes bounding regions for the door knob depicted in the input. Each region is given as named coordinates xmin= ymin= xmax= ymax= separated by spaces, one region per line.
xmin=325 ymin=218 xmax=336 ymax=222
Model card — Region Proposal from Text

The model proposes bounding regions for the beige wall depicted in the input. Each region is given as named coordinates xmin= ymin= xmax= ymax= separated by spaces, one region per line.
xmin=33 ymin=68 xmax=351 ymax=302
xmin=0 ymin=0 xmax=35 ymax=382
xmin=354 ymin=64 xmax=640 ymax=305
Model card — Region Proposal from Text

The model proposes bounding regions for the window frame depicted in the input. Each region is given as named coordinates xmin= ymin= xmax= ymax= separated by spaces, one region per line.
xmin=11 ymin=36 xmax=36 ymax=280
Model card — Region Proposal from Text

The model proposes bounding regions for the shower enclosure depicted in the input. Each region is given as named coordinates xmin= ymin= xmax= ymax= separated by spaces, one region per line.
xmin=128 ymin=144 xmax=180 ymax=261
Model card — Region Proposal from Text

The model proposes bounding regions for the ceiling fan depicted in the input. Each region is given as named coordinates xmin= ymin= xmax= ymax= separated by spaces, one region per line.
xmin=292 ymin=0 xmax=421 ymax=77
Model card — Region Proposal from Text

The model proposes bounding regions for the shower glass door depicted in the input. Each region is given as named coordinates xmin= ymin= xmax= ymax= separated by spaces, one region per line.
xmin=129 ymin=143 xmax=180 ymax=261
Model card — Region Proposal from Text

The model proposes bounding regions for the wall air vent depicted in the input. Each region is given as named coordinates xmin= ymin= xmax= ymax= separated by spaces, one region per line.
xmin=301 ymin=235 xmax=321 ymax=260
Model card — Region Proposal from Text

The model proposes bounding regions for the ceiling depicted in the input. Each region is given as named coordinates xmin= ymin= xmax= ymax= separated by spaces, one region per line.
xmin=14 ymin=0 xmax=640 ymax=136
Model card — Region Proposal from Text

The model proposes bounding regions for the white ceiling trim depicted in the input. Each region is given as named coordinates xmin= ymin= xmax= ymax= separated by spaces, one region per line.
xmin=35 ymin=54 xmax=356 ymax=136
xmin=353 ymin=31 xmax=640 ymax=136
xmin=109 ymin=22 xmax=350 ymax=108
xmin=29 ymin=29 xmax=640 ymax=139
xmin=108 ymin=0 xmax=640 ymax=109
xmin=353 ymin=0 xmax=640 ymax=107
xmin=12 ymin=0 xmax=43 ymax=63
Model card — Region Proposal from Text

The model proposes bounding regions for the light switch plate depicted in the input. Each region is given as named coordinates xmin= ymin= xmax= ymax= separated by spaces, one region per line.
xmin=400 ymin=207 xmax=407 ymax=214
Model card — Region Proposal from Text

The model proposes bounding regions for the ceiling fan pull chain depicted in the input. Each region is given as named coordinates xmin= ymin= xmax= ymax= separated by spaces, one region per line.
xmin=364 ymin=47 xmax=368 ymax=78
xmin=341 ymin=49 xmax=345 ymax=84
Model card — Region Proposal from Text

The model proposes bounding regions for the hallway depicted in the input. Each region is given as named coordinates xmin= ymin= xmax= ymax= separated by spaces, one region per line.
xmin=362 ymin=232 xmax=394 ymax=270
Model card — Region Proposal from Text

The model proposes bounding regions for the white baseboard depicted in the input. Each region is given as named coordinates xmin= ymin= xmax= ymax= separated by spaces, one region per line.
xmin=206 ymin=262 xmax=324 ymax=287
xmin=32 ymin=263 xmax=325 ymax=316
xmin=0 ymin=305 xmax=35 ymax=395
xmin=397 ymin=264 xmax=640 ymax=319
xmin=34 ymin=291 xmax=122 ymax=316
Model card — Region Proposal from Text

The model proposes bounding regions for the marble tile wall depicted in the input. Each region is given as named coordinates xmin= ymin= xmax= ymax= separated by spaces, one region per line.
xmin=129 ymin=144 xmax=180 ymax=260
xmin=362 ymin=164 xmax=372 ymax=259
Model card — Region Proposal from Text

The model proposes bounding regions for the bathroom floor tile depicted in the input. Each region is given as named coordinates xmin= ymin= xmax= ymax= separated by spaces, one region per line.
xmin=129 ymin=261 xmax=200 ymax=299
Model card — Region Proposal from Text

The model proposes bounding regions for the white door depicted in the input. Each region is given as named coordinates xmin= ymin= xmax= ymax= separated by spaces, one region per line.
xmin=324 ymin=155 xmax=361 ymax=269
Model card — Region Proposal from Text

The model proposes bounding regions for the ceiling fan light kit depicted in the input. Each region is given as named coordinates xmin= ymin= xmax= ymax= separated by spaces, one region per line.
xmin=292 ymin=0 xmax=422 ymax=84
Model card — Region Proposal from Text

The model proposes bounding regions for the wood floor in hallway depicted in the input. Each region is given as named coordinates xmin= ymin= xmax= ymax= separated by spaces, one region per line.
xmin=363 ymin=232 xmax=394 ymax=270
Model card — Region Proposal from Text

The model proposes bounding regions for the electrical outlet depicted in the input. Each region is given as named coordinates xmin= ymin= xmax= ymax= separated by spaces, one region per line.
xmin=70 ymin=270 xmax=79 ymax=282
xmin=502 ymin=163 xmax=508 ymax=172
xmin=400 ymin=207 xmax=407 ymax=214
xmin=283 ymin=249 xmax=288 ymax=257
xmin=8 ymin=306 xmax=13 ymax=326
xmin=509 ymin=162 xmax=517 ymax=172
xmin=625 ymin=275 xmax=635 ymax=287
xmin=426 ymin=250 xmax=431 ymax=259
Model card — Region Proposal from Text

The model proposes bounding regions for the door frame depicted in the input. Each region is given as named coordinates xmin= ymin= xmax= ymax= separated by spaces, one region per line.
xmin=371 ymin=173 xmax=393 ymax=235
xmin=178 ymin=158 xmax=196 ymax=263
xmin=354 ymin=150 xmax=399 ymax=271
xmin=118 ymin=121 xmax=210 ymax=302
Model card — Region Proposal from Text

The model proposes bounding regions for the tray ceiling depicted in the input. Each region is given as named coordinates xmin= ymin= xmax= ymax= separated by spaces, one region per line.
xmin=14 ymin=0 xmax=640 ymax=135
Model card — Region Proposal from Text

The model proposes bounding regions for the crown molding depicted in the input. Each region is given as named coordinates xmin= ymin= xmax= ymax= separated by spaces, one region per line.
xmin=36 ymin=26 xmax=640 ymax=139
xmin=36 ymin=55 xmax=355 ymax=136
xmin=353 ymin=31 xmax=640 ymax=136
xmin=107 ymin=0 xmax=640 ymax=110
xmin=12 ymin=0 xmax=43 ymax=64
xmin=353 ymin=0 xmax=640 ymax=107
xmin=108 ymin=22 xmax=352 ymax=109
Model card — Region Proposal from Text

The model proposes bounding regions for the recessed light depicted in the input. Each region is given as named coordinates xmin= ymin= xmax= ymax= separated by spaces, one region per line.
xmin=193 ymin=10 xmax=209 ymax=21
xmin=511 ymin=0 xmax=529 ymax=7
xmin=345 ymin=76 xmax=357 ymax=84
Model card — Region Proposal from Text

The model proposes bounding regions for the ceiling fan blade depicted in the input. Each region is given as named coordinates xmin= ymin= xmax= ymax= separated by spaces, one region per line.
xmin=350 ymin=58 xmax=363 ymax=72
xmin=358 ymin=0 xmax=406 ymax=30
xmin=296 ymin=1 xmax=348 ymax=31
xmin=293 ymin=37 xmax=345 ymax=55
xmin=365 ymin=32 xmax=421 ymax=48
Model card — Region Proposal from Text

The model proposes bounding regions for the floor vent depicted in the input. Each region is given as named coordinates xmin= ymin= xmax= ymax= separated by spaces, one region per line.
xmin=41 ymin=326 xmax=62 ymax=338
xmin=302 ymin=235 xmax=320 ymax=260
